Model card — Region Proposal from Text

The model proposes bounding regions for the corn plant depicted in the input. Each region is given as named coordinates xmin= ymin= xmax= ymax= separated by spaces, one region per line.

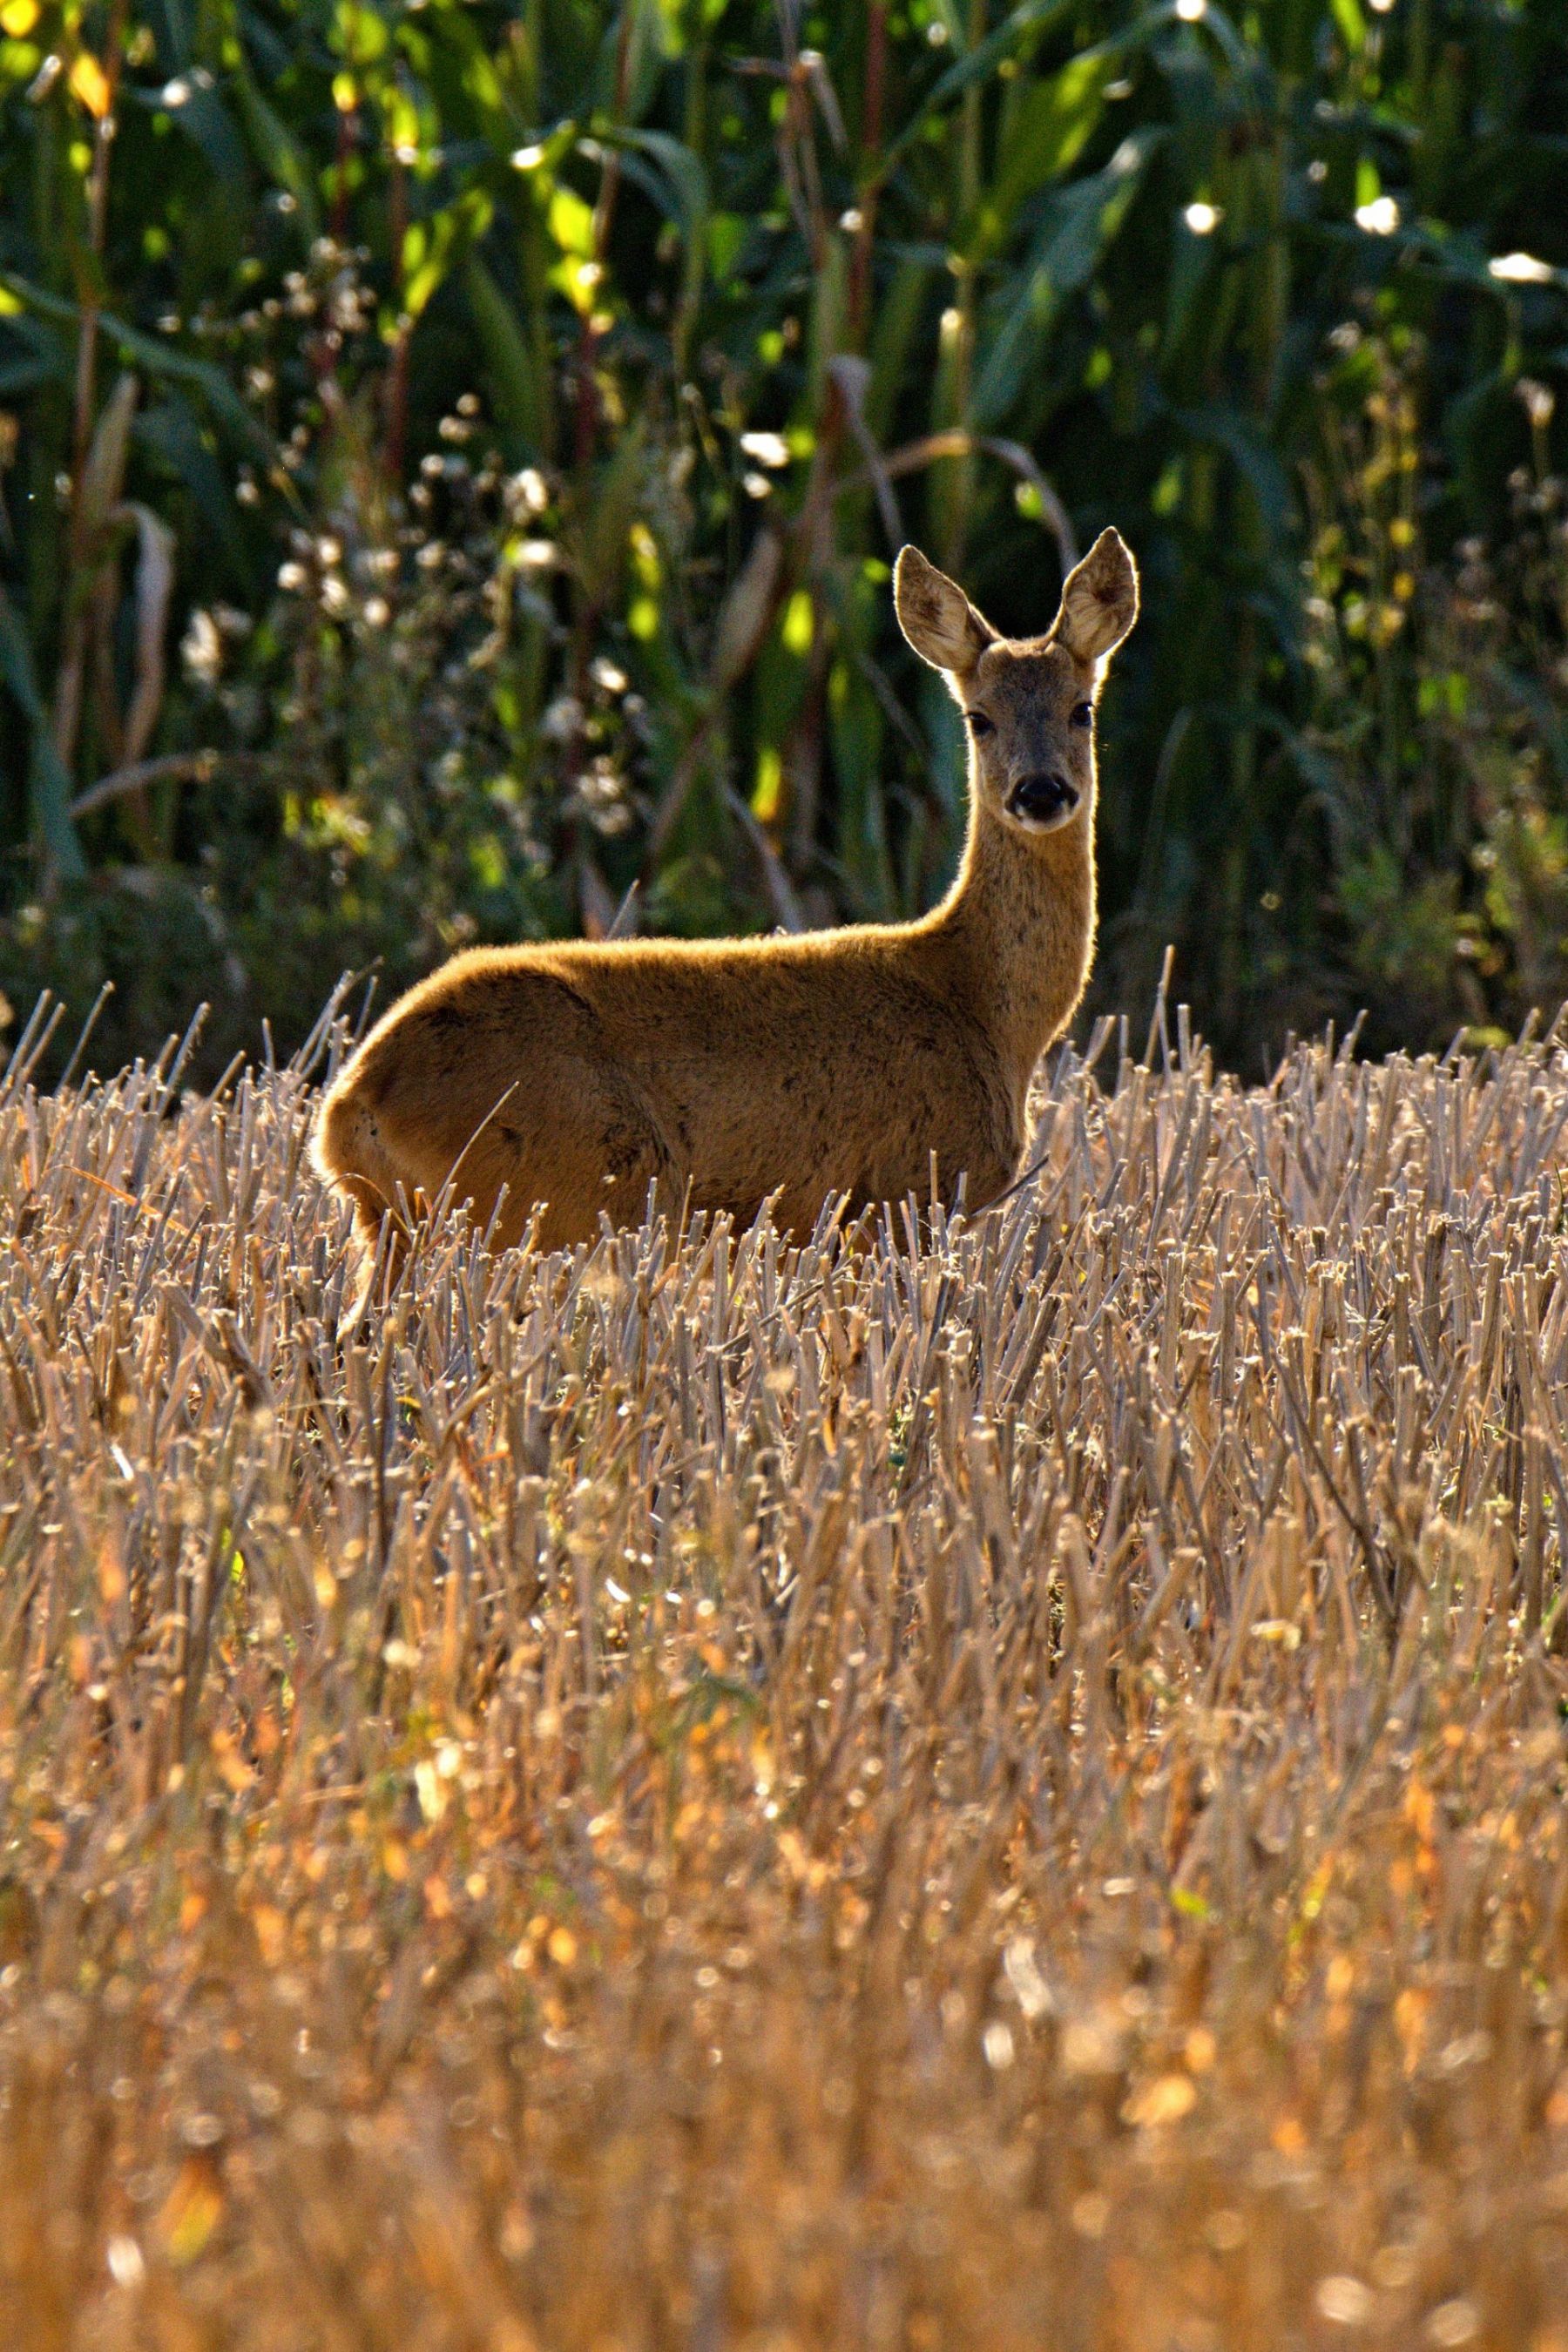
xmin=0 ymin=0 xmax=1565 ymax=1068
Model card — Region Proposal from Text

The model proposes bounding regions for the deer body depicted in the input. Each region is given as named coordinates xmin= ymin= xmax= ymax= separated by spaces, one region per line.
xmin=314 ymin=531 xmax=1138 ymax=1282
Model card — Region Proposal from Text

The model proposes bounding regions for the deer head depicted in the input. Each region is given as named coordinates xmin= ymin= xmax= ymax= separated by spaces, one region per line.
xmin=894 ymin=529 xmax=1139 ymax=836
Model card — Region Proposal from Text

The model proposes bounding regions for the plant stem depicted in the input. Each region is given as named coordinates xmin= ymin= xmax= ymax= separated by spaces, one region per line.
xmin=573 ymin=4 xmax=636 ymax=474
xmin=68 ymin=0 xmax=128 ymax=488
xmin=57 ymin=0 xmax=130 ymax=786
xmin=385 ymin=144 xmax=410 ymax=489
xmin=848 ymin=4 xmax=886 ymax=348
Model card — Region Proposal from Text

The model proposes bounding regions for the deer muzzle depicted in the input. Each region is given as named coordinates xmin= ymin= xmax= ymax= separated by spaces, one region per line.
xmin=1006 ymin=772 xmax=1078 ymax=828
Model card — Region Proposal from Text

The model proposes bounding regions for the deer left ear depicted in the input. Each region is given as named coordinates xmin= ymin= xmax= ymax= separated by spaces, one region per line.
xmin=894 ymin=545 xmax=996 ymax=679
xmin=1055 ymin=529 xmax=1139 ymax=664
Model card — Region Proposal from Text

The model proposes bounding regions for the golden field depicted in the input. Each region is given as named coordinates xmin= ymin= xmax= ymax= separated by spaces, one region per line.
xmin=3 ymin=989 xmax=1568 ymax=2349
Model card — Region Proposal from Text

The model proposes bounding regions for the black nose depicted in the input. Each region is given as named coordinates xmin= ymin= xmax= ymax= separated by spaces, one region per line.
xmin=1006 ymin=772 xmax=1078 ymax=825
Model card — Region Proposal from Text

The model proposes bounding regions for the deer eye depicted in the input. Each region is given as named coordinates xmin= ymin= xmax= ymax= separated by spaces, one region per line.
xmin=965 ymin=711 xmax=995 ymax=740
xmin=1070 ymin=700 xmax=1094 ymax=730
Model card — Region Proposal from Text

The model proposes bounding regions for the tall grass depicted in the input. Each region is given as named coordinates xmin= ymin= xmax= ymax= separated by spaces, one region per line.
xmin=3 ymin=992 xmax=1568 ymax=2342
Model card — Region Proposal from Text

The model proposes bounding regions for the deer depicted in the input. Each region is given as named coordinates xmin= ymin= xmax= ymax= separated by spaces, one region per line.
xmin=313 ymin=529 xmax=1139 ymax=1302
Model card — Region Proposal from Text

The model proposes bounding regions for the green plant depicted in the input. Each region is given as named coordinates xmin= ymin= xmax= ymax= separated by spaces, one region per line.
xmin=1 ymin=0 xmax=1565 ymax=1074
xmin=1298 ymin=341 xmax=1568 ymax=1050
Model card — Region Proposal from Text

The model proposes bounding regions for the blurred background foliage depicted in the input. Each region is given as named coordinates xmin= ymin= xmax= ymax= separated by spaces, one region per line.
xmin=1 ymin=0 xmax=1566 ymax=1078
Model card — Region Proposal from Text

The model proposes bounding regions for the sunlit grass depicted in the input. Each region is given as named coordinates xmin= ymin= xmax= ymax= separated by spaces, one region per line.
xmin=3 ymin=992 xmax=1568 ymax=2345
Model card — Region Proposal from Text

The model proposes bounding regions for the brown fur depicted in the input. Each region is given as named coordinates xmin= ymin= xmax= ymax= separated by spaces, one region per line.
xmin=313 ymin=532 xmax=1139 ymax=1295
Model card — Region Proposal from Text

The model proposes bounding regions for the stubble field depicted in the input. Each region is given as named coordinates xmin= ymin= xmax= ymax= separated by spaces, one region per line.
xmin=3 ymin=987 xmax=1568 ymax=2350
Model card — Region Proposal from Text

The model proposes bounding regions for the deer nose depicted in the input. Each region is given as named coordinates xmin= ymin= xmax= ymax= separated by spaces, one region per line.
xmin=1006 ymin=771 xmax=1078 ymax=825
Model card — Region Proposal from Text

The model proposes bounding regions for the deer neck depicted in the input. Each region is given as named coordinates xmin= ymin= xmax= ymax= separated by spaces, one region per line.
xmin=930 ymin=778 xmax=1097 ymax=1098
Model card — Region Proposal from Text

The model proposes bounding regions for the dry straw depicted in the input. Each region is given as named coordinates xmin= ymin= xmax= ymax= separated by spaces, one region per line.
xmin=3 ymin=977 xmax=1568 ymax=2348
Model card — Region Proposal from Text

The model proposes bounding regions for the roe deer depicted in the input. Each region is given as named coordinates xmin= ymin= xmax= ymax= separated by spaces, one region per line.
xmin=314 ymin=530 xmax=1139 ymax=1293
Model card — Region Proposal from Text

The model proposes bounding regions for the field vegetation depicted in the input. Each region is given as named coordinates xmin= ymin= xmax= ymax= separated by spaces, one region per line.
xmin=4 ymin=989 xmax=1568 ymax=2345
xmin=6 ymin=3 xmax=1568 ymax=2339
xmin=1 ymin=0 xmax=1567 ymax=1073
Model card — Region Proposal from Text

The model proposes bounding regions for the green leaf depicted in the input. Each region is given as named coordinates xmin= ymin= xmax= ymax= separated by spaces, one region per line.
xmin=618 ymin=125 xmax=709 ymax=242
xmin=968 ymin=45 xmax=1121 ymax=262
xmin=547 ymin=183 xmax=596 ymax=262
xmin=0 ymin=584 xmax=84 ymax=880
xmin=615 ymin=126 xmax=709 ymax=314
xmin=134 ymin=397 xmax=251 ymax=581
xmin=145 ymin=0 xmax=193 ymax=73
xmin=0 ymin=312 xmax=68 ymax=398
xmin=1175 ymin=402 xmax=1292 ymax=538
xmin=465 ymin=254 xmax=547 ymax=457
xmin=828 ymin=653 xmax=893 ymax=914
xmin=157 ymin=82 xmax=250 ymax=189
xmin=976 ymin=130 xmax=1162 ymax=424
xmin=232 ymin=68 xmax=321 ymax=241
xmin=402 ymin=189 xmax=496 ymax=322
xmin=334 ymin=0 xmax=389 ymax=70
xmin=0 ymin=270 xmax=274 ymax=463
xmin=882 ymin=0 xmax=1081 ymax=176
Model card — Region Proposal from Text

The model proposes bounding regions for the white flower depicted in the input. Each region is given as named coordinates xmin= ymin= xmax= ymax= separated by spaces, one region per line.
xmin=1355 ymin=196 xmax=1400 ymax=235
xmin=1517 ymin=378 xmax=1556 ymax=429
xmin=539 ymin=695 xmax=583 ymax=745
xmin=1184 ymin=201 xmax=1221 ymax=235
xmin=739 ymin=431 xmax=791 ymax=469
xmin=1490 ymin=251 xmax=1552 ymax=285
xmin=180 ymin=608 xmax=222 ymax=687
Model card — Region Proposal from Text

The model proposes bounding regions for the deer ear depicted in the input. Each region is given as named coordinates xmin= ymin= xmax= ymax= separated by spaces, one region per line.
xmin=1056 ymin=528 xmax=1139 ymax=664
xmin=894 ymin=546 xmax=995 ymax=678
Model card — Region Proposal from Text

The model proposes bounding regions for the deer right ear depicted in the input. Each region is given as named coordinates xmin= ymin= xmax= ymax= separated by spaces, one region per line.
xmin=894 ymin=546 xmax=994 ymax=679
xmin=1056 ymin=528 xmax=1139 ymax=665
